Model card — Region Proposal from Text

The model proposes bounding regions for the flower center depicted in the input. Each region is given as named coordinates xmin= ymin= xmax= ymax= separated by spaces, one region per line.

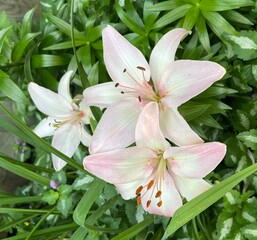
xmin=114 ymin=66 xmax=159 ymax=103
xmin=135 ymin=153 xmax=167 ymax=209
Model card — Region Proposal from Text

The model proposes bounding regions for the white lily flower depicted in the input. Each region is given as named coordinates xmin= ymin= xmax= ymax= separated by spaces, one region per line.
xmin=28 ymin=71 xmax=93 ymax=171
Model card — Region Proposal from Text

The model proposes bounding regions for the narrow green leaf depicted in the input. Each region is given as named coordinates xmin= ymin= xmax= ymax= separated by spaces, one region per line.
xmin=73 ymin=178 xmax=105 ymax=227
xmin=200 ymin=0 xmax=254 ymax=11
xmin=0 ymin=70 xmax=29 ymax=104
xmin=0 ymin=156 xmax=50 ymax=186
xmin=47 ymin=14 xmax=85 ymax=40
xmin=179 ymin=103 xmax=210 ymax=122
xmin=162 ymin=163 xmax=257 ymax=239
xmin=112 ymin=216 xmax=154 ymax=240
xmin=143 ymin=0 xmax=160 ymax=33
xmin=11 ymin=32 xmax=41 ymax=62
xmin=43 ymin=40 xmax=87 ymax=50
xmin=146 ymin=0 xmax=184 ymax=11
xmin=116 ymin=1 xmax=145 ymax=35
xmin=221 ymin=10 xmax=253 ymax=25
xmin=202 ymin=11 xmax=238 ymax=39
xmin=195 ymin=14 xmax=211 ymax=53
xmin=0 ymin=196 xmax=42 ymax=206
xmin=182 ymin=6 xmax=199 ymax=31
xmin=152 ymin=4 xmax=192 ymax=29
xmin=124 ymin=0 xmax=144 ymax=29
xmin=0 ymin=26 xmax=12 ymax=51
xmin=20 ymin=8 xmax=35 ymax=37
xmin=31 ymin=54 xmax=71 ymax=68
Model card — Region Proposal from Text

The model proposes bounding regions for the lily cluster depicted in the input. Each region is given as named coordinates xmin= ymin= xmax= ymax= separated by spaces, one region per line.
xmin=28 ymin=26 xmax=227 ymax=217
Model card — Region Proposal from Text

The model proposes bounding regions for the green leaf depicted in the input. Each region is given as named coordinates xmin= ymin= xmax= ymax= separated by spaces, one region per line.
xmin=115 ymin=1 xmax=145 ymax=35
xmin=47 ymin=14 xmax=85 ymax=40
xmin=237 ymin=129 xmax=257 ymax=150
xmin=57 ymin=196 xmax=73 ymax=217
xmin=31 ymin=54 xmax=71 ymax=68
xmin=152 ymin=4 xmax=192 ymax=29
xmin=179 ymin=103 xmax=210 ymax=122
xmin=182 ymin=6 xmax=199 ymax=31
xmin=241 ymin=223 xmax=257 ymax=239
xmin=112 ymin=217 xmax=154 ymax=240
xmin=162 ymin=162 xmax=257 ymax=239
xmin=202 ymin=11 xmax=238 ymax=39
xmin=221 ymin=10 xmax=253 ymax=25
xmin=73 ymin=178 xmax=105 ymax=227
xmin=146 ymin=0 xmax=184 ymax=11
xmin=11 ymin=32 xmax=41 ymax=62
xmin=0 ymin=26 xmax=12 ymax=51
xmin=0 ymin=70 xmax=29 ymax=104
xmin=42 ymin=190 xmax=59 ymax=205
xmin=43 ymin=40 xmax=87 ymax=50
xmin=20 ymin=8 xmax=35 ymax=37
xmin=0 ymin=156 xmax=50 ymax=186
xmin=199 ymin=0 xmax=254 ymax=11
xmin=0 ymin=196 xmax=41 ymax=206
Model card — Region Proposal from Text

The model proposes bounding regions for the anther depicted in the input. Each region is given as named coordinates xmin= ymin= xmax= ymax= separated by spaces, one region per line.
xmin=115 ymin=83 xmax=119 ymax=87
xmin=138 ymin=96 xmax=142 ymax=102
xmin=146 ymin=200 xmax=151 ymax=208
xmin=157 ymin=201 xmax=162 ymax=207
xmin=121 ymin=91 xmax=125 ymax=94
xmin=123 ymin=68 xmax=126 ymax=73
xmin=137 ymin=66 xmax=146 ymax=71
xmin=155 ymin=191 xmax=162 ymax=198
xmin=147 ymin=180 xmax=154 ymax=190
xmin=136 ymin=186 xmax=143 ymax=195
xmin=137 ymin=196 xmax=141 ymax=205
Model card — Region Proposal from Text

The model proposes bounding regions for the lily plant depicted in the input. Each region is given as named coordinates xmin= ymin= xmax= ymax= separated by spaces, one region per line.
xmin=28 ymin=71 xmax=93 ymax=171
xmin=83 ymin=102 xmax=226 ymax=217
xmin=83 ymin=26 xmax=226 ymax=154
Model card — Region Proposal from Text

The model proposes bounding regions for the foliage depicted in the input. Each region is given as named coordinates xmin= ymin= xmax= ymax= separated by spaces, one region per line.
xmin=0 ymin=0 xmax=257 ymax=239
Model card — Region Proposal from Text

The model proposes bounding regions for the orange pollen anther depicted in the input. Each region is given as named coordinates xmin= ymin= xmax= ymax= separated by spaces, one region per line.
xmin=147 ymin=180 xmax=154 ymax=190
xmin=155 ymin=191 xmax=162 ymax=198
xmin=137 ymin=196 xmax=142 ymax=205
xmin=137 ymin=66 xmax=146 ymax=71
xmin=146 ymin=200 xmax=151 ymax=208
xmin=157 ymin=201 xmax=162 ymax=207
xmin=136 ymin=186 xmax=143 ymax=195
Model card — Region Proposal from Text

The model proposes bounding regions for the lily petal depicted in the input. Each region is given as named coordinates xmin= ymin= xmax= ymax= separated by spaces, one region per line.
xmin=172 ymin=174 xmax=212 ymax=201
xmin=103 ymin=25 xmax=150 ymax=88
xmin=160 ymin=60 xmax=226 ymax=107
xmin=80 ymin=126 xmax=92 ymax=146
xmin=160 ymin=107 xmax=203 ymax=146
xmin=34 ymin=117 xmax=56 ymax=138
xmin=79 ymin=98 xmax=94 ymax=124
xmin=83 ymin=82 xmax=126 ymax=109
xmin=165 ymin=142 xmax=226 ymax=178
xmin=89 ymin=98 xmax=142 ymax=153
xmin=140 ymin=171 xmax=182 ymax=217
xmin=28 ymin=83 xmax=73 ymax=118
xmin=51 ymin=122 xmax=81 ymax=171
xmin=136 ymin=102 xmax=169 ymax=151
xmin=58 ymin=70 xmax=73 ymax=102
xmin=150 ymin=28 xmax=189 ymax=88
xmin=83 ymin=146 xmax=157 ymax=184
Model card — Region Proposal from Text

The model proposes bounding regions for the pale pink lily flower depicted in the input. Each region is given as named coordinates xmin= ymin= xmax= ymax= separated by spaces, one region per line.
xmin=83 ymin=26 xmax=226 ymax=154
xmin=28 ymin=71 xmax=93 ymax=171
xmin=83 ymin=102 xmax=226 ymax=216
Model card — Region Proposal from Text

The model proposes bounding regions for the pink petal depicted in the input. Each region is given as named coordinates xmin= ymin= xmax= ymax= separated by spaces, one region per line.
xmin=89 ymin=99 xmax=142 ymax=153
xmin=28 ymin=83 xmax=73 ymax=118
xmin=83 ymin=82 xmax=126 ymax=109
xmin=165 ymin=142 xmax=226 ymax=178
xmin=103 ymin=25 xmax=150 ymax=88
xmin=135 ymin=102 xmax=169 ymax=151
xmin=160 ymin=107 xmax=203 ymax=146
xmin=51 ymin=122 xmax=81 ymax=171
xmin=79 ymin=98 xmax=94 ymax=124
xmin=83 ymin=146 xmax=157 ymax=184
xmin=172 ymin=174 xmax=212 ymax=201
xmin=149 ymin=28 xmax=189 ymax=88
xmin=34 ymin=117 xmax=56 ymax=138
xmin=140 ymin=171 xmax=182 ymax=217
xmin=58 ymin=70 xmax=73 ymax=102
xmin=160 ymin=60 xmax=226 ymax=107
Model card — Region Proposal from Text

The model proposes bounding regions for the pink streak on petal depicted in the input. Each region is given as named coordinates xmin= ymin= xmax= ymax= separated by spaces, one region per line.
xmin=160 ymin=60 xmax=226 ymax=107
xmin=89 ymin=99 xmax=142 ymax=154
xmin=83 ymin=146 xmax=157 ymax=184
xmin=140 ymin=171 xmax=182 ymax=217
xmin=150 ymin=28 xmax=189 ymax=88
xmin=103 ymin=25 xmax=150 ymax=88
xmin=28 ymin=82 xmax=73 ymax=118
xmin=172 ymin=175 xmax=212 ymax=201
xmin=135 ymin=102 xmax=169 ymax=151
xmin=83 ymin=82 xmax=126 ymax=108
xmin=51 ymin=122 xmax=81 ymax=171
xmin=79 ymin=98 xmax=94 ymax=124
xmin=58 ymin=70 xmax=73 ymax=102
xmin=160 ymin=107 xmax=203 ymax=146
xmin=165 ymin=142 xmax=226 ymax=178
